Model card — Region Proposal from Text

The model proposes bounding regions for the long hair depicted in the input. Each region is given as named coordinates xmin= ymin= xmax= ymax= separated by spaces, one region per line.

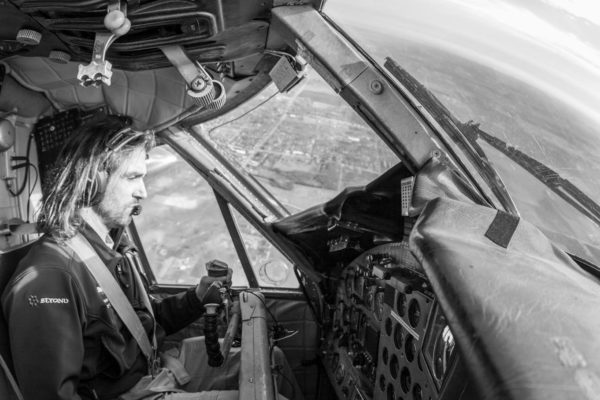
xmin=37 ymin=115 xmax=155 ymax=240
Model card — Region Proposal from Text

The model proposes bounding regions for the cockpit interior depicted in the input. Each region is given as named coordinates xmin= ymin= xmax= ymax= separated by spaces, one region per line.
xmin=1 ymin=1 xmax=600 ymax=400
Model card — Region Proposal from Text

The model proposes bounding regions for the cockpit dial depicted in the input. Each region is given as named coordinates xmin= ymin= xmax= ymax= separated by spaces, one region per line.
xmin=374 ymin=290 xmax=384 ymax=321
xmin=425 ymin=305 xmax=457 ymax=389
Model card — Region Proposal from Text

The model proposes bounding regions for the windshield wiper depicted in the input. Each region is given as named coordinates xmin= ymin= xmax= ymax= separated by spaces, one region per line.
xmin=384 ymin=57 xmax=519 ymax=216
xmin=462 ymin=123 xmax=600 ymax=228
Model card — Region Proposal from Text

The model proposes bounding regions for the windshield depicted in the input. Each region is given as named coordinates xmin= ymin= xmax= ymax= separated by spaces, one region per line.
xmin=197 ymin=70 xmax=400 ymax=214
xmin=324 ymin=0 xmax=600 ymax=262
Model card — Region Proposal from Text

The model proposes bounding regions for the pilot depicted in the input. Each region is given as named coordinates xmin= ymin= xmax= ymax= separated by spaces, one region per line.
xmin=1 ymin=115 xmax=244 ymax=400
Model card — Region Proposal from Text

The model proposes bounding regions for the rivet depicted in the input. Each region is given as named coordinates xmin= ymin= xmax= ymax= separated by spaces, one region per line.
xmin=369 ymin=80 xmax=384 ymax=95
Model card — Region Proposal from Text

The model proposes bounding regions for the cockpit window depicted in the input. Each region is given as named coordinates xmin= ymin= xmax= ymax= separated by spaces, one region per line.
xmin=196 ymin=68 xmax=400 ymax=214
xmin=134 ymin=145 xmax=250 ymax=287
xmin=324 ymin=0 xmax=600 ymax=261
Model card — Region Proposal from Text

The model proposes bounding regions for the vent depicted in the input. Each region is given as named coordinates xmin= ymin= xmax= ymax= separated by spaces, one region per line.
xmin=400 ymin=176 xmax=415 ymax=217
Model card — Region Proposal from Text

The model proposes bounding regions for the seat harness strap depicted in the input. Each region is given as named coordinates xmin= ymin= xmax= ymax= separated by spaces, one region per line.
xmin=67 ymin=234 xmax=155 ymax=368
xmin=0 ymin=353 xmax=24 ymax=400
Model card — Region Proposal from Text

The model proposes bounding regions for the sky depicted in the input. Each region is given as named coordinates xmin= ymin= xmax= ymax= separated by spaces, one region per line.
xmin=324 ymin=0 xmax=600 ymax=125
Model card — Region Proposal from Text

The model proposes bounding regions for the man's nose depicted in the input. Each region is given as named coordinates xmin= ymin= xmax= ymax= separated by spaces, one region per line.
xmin=134 ymin=180 xmax=147 ymax=200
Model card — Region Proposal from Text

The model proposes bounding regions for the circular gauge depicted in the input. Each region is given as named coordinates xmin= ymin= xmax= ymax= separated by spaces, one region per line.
xmin=387 ymin=383 xmax=395 ymax=400
xmin=408 ymin=299 xmax=421 ymax=328
xmin=413 ymin=383 xmax=423 ymax=400
xmin=365 ymin=285 xmax=375 ymax=310
xmin=345 ymin=274 xmax=354 ymax=297
xmin=354 ymin=275 xmax=364 ymax=297
xmin=382 ymin=347 xmax=389 ymax=365
xmin=374 ymin=291 xmax=384 ymax=321
xmin=405 ymin=335 xmax=417 ymax=362
xmin=400 ymin=367 xmax=411 ymax=393
xmin=396 ymin=292 xmax=407 ymax=317
xmin=385 ymin=318 xmax=393 ymax=336
xmin=393 ymin=324 xmax=403 ymax=350
xmin=358 ymin=314 xmax=367 ymax=341
xmin=350 ymin=307 xmax=360 ymax=333
xmin=389 ymin=354 xmax=399 ymax=379
xmin=433 ymin=325 xmax=456 ymax=382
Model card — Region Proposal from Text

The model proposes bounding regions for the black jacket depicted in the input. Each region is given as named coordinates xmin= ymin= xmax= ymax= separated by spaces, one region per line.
xmin=2 ymin=225 xmax=204 ymax=400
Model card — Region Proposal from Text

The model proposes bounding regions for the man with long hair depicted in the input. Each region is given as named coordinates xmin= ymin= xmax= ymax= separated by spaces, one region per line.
xmin=2 ymin=115 xmax=234 ymax=400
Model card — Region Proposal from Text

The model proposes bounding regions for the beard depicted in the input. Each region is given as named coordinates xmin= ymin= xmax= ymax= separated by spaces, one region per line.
xmin=95 ymin=198 xmax=135 ymax=229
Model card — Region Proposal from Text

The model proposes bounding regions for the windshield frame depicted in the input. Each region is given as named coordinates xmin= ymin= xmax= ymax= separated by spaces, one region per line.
xmin=319 ymin=10 xmax=520 ymax=216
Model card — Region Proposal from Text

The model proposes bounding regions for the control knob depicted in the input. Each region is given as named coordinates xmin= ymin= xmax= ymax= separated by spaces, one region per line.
xmin=16 ymin=29 xmax=42 ymax=45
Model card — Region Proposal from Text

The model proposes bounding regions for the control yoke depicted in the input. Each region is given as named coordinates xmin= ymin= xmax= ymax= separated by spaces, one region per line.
xmin=203 ymin=259 xmax=237 ymax=367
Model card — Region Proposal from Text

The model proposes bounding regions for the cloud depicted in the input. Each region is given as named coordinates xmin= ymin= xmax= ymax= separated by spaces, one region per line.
xmin=539 ymin=0 xmax=600 ymax=25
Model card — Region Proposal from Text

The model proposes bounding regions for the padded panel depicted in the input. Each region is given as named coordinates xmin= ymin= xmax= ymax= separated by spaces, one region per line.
xmin=4 ymin=57 xmax=193 ymax=130
xmin=409 ymin=197 xmax=600 ymax=400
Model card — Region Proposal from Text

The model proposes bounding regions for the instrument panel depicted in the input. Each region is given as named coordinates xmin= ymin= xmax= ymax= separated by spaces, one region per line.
xmin=317 ymin=242 xmax=470 ymax=400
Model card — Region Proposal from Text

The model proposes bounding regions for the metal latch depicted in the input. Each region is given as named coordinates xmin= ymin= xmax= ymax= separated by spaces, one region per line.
xmin=159 ymin=45 xmax=226 ymax=110
xmin=77 ymin=0 xmax=131 ymax=87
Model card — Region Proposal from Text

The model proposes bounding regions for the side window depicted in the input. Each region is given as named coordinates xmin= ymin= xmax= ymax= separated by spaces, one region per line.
xmin=134 ymin=145 xmax=249 ymax=287
xmin=232 ymin=208 xmax=299 ymax=288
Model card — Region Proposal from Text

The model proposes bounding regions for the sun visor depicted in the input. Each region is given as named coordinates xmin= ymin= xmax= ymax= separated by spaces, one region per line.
xmin=409 ymin=197 xmax=600 ymax=400
xmin=3 ymin=57 xmax=194 ymax=130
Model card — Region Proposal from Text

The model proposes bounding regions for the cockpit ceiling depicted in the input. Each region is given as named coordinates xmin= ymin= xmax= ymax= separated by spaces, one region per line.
xmin=2 ymin=55 xmax=276 ymax=129
xmin=1 ymin=0 xmax=321 ymax=69
xmin=0 ymin=0 xmax=323 ymax=127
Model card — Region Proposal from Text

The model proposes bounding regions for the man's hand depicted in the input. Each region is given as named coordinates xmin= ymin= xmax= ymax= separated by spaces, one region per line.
xmin=195 ymin=267 xmax=232 ymax=305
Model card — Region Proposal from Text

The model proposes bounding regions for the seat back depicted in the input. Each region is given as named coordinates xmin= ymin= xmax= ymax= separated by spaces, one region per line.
xmin=0 ymin=241 xmax=35 ymax=400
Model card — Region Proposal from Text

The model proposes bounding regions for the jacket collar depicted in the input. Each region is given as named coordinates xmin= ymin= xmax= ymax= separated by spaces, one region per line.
xmin=79 ymin=222 xmax=122 ymax=271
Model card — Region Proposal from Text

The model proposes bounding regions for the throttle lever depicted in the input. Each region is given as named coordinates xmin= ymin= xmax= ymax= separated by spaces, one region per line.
xmin=220 ymin=300 xmax=240 ymax=363
xmin=203 ymin=260 xmax=231 ymax=367
xmin=203 ymin=302 xmax=224 ymax=367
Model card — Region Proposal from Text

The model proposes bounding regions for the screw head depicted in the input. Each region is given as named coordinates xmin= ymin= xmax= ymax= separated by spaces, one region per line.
xmin=191 ymin=77 xmax=207 ymax=91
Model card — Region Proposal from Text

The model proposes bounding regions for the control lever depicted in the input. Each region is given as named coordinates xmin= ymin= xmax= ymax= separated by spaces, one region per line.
xmin=78 ymin=0 xmax=131 ymax=87
xmin=203 ymin=302 xmax=224 ymax=367
xmin=203 ymin=259 xmax=232 ymax=367
xmin=159 ymin=45 xmax=226 ymax=110
xmin=220 ymin=300 xmax=240 ymax=362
